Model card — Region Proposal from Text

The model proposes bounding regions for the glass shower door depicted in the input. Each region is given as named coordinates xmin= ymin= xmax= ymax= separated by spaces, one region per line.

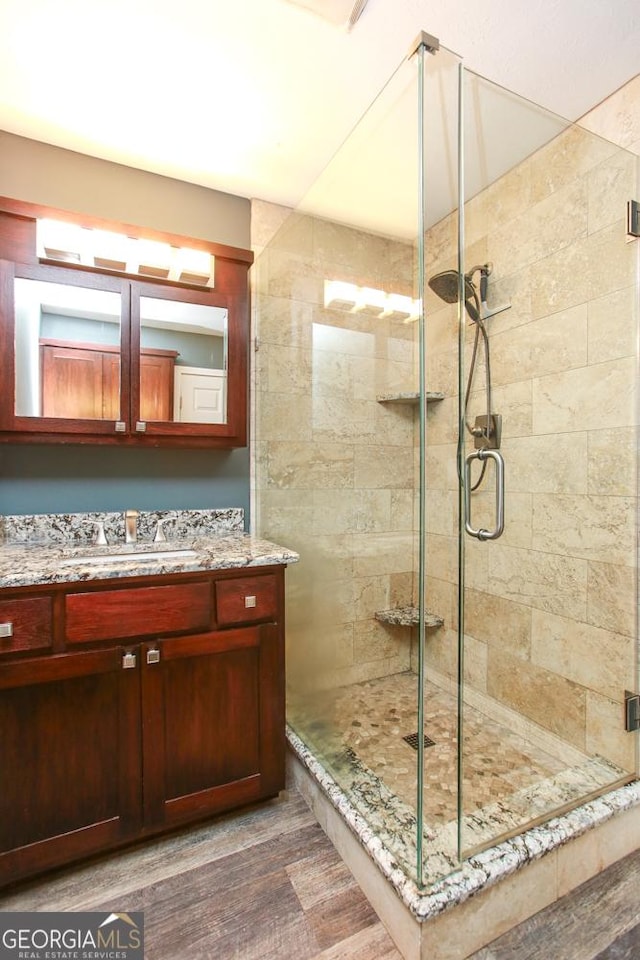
xmin=454 ymin=66 xmax=640 ymax=859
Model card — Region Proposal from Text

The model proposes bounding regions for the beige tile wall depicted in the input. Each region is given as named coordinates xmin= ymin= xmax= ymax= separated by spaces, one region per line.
xmin=420 ymin=82 xmax=639 ymax=768
xmin=252 ymin=75 xmax=639 ymax=772
xmin=252 ymin=202 xmax=419 ymax=695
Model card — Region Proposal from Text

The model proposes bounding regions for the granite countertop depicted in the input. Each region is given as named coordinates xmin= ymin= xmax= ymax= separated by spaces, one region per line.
xmin=0 ymin=509 xmax=299 ymax=590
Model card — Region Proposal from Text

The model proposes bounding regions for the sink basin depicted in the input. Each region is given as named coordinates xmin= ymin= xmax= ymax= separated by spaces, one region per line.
xmin=59 ymin=549 xmax=198 ymax=567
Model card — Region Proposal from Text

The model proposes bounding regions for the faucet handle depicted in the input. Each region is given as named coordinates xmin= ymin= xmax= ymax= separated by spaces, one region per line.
xmin=153 ymin=518 xmax=169 ymax=543
xmin=89 ymin=520 xmax=109 ymax=546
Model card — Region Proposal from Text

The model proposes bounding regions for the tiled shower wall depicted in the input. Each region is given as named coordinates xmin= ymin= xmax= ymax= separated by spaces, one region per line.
xmin=251 ymin=202 xmax=419 ymax=694
xmin=252 ymin=74 xmax=639 ymax=775
xmin=420 ymin=91 xmax=639 ymax=772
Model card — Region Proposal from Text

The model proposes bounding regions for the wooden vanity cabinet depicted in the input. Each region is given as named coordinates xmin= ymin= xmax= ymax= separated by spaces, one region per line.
xmin=0 ymin=566 xmax=286 ymax=887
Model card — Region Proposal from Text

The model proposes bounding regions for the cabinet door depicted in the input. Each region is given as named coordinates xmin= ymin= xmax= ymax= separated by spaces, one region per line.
xmin=141 ymin=624 xmax=285 ymax=830
xmin=139 ymin=351 xmax=175 ymax=421
xmin=41 ymin=344 xmax=105 ymax=419
xmin=0 ymin=647 xmax=142 ymax=886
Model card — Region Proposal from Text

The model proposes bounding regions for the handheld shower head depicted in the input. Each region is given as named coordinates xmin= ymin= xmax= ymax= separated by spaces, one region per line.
xmin=428 ymin=268 xmax=481 ymax=322
xmin=428 ymin=263 xmax=494 ymax=323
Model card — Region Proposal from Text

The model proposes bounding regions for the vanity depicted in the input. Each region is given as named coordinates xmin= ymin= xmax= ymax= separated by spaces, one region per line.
xmin=0 ymin=509 xmax=299 ymax=888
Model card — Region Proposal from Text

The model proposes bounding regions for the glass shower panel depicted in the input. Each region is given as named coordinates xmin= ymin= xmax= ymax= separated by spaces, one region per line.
xmin=254 ymin=38 xmax=462 ymax=885
xmin=455 ymin=68 xmax=639 ymax=858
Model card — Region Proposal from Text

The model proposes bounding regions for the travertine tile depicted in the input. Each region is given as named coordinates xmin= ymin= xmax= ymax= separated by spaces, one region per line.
xmin=354 ymin=444 xmax=414 ymax=490
xmin=532 ymin=357 xmax=636 ymax=434
xmin=464 ymin=588 xmax=532 ymax=661
xmin=528 ymin=124 xmax=618 ymax=203
xmin=267 ymin=441 xmax=354 ymax=489
xmin=586 ymin=692 xmax=637 ymax=772
xmin=352 ymin=531 xmax=416 ymax=578
xmin=556 ymin=804 xmax=640 ymax=898
xmin=313 ymin=489 xmax=393 ymax=535
xmin=354 ymin=575 xmax=393 ymax=622
xmin=258 ymin=391 xmax=313 ymax=441
xmin=491 ymin=178 xmax=588 ymax=278
xmin=487 ymin=650 xmax=587 ymax=748
xmin=588 ymin=149 xmax=638 ymax=233
xmin=505 ymin=433 xmax=587 ymax=494
xmin=587 ymin=285 xmax=636 ymax=365
xmin=579 ymin=74 xmax=640 ymax=151
xmin=532 ymin=493 xmax=636 ymax=565
xmin=587 ymin=427 xmax=636 ymax=496
xmin=530 ymin=608 xmax=634 ymax=702
xmin=489 ymin=303 xmax=588 ymax=386
xmin=487 ymin=544 xmax=588 ymax=620
xmin=587 ymin=560 xmax=636 ymax=637
xmin=462 ymin=632 xmax=488 ymax=691
xmin=255 ymin=295 xmax=313 ymax=348
xmin=354 ymin=619 xmax=409 ymax=664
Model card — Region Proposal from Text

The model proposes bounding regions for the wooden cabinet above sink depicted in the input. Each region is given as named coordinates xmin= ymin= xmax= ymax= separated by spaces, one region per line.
xmin=0 ymin=196 xmax=253 ymax=448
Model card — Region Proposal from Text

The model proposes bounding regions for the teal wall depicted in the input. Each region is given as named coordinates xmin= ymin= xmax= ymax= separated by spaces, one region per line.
xmin=0 ymin=131 xmax=252 ymax=523
xmin=0 ymin=445 xmax=249 ymax=524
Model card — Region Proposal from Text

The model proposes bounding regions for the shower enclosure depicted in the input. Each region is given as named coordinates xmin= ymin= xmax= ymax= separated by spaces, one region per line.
xmin=252 ymin=35 xmax=639 ymax=888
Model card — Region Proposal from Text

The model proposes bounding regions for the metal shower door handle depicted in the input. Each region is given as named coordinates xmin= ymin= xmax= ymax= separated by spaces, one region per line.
xmin=464 ymin=448 xmax=505 ymax=541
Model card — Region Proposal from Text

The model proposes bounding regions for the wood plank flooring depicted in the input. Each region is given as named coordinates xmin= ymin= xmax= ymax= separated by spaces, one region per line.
xmin=469 ymin=847 xmax=640 ymax=960
xmin=1 ymin=782 xmax=639 ymax=959
xmin=0 ymin=786 xmax=402 ymax=959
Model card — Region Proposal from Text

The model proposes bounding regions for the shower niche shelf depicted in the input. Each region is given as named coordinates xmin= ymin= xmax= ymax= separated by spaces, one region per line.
xmin=375 ymin=605 xmax=443 ymax=628
xmin=376 ymin=391 xmax=445 ymax=404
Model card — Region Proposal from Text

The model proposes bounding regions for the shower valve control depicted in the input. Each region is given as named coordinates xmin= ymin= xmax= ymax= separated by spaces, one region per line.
xmin=473 ymin=413 xmax=502 ymax=450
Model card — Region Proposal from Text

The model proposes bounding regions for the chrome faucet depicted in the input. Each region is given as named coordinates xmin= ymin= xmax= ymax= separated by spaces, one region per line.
xmin=124 ymin=509 xmax=139 ymax=544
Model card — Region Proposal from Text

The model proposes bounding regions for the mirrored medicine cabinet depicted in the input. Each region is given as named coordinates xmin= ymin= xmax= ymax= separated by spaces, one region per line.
xmin=0 ymin=197 xmax=253 ymax=448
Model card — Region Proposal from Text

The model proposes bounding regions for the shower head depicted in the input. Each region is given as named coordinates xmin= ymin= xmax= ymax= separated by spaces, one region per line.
xmin=428 ymin=263 xmax=492 ymax=323
xmin=428 ymin=269 xmax=480 ymax=322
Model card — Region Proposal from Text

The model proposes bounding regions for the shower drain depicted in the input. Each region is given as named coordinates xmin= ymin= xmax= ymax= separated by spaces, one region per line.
xmin=403 ymin=732 xmax=436 ymax=750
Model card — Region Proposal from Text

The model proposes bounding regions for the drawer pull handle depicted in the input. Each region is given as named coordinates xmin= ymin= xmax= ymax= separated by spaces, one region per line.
xmin=122 ymin=652 xmax=137 ymax=669
xmin=0 ymin=622 xmax=14 ymax=638
xmin=146 ymin=648 xmax=161 ymax=665
xmin=244 ymin=596 xmax=257 ymax=609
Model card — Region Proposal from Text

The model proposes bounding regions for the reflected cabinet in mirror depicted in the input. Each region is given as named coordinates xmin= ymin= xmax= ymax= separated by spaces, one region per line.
xmin=0 ymin=198 xmax=252 ymax=448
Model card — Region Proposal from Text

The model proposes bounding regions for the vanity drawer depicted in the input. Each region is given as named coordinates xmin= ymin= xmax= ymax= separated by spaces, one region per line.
xmin=215 ymin=574 xmax=278 ymax=626
xmin=0 ymin=597 xmax=53 ymax=655
xmin=65 ymin=581 xmax=212 ymax=644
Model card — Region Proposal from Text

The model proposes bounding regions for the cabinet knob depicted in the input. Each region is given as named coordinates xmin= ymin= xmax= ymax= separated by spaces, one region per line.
xmin=244 ymin=596 xmax=257 ymax=609
xmin=0 ymin=622 xmax=14 ymax=638
xmin=146 ymin=647 xmax=161 ymax=665
xmin=136 ymin=421 xmax=147 ymax=432
xmin=122 ymin=652 xmax=137 ymax=669
xmin=115 ymin=421 xmax=126 ymax=432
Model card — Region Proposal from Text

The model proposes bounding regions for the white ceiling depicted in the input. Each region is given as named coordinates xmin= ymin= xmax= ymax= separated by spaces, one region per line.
xmin=0 ymin=0 xmax=639 ymax=236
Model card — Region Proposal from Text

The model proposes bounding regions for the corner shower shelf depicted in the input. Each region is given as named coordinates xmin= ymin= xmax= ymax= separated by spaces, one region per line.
xmin=376 ymin=391 xmax=445 ymax=404
xmin=375 ymin=605 xmax=444 ymax=628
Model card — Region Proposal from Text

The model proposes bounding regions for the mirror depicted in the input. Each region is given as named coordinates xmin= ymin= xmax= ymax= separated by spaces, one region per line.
xmin=139 ymin=296 xmax=228 ymax=424
xmin=14 ymin=277 xmax=122 ymax=420
xmin=13 ymin=278 xmax=229 ymax=427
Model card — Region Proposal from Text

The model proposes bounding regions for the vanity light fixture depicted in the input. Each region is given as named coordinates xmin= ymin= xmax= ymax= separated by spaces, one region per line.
xmin=323 ymin=279 xmax=358 ymax=310
xmin=37 ymin=219 xmax=215 ymax=288
xmin=323 ymin=278 xmax=419 ymax=321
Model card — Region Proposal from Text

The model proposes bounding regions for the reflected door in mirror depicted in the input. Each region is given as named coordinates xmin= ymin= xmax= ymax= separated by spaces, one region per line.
xmin=139 ymin=296 xmax=228 ymax=424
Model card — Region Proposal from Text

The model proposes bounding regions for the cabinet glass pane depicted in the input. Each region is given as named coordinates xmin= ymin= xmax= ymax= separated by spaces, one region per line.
xmin=139 ymin=296 xmax=228 ymax=424
xmin=14 ymin=278 xmax=122 ymax=420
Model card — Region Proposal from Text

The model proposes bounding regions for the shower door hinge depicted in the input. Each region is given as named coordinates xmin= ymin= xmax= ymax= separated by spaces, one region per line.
xmin=624 ymin=691 xmax=640 ymax=731
xmin=627 ymin=200 xmax=640 ymax=238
